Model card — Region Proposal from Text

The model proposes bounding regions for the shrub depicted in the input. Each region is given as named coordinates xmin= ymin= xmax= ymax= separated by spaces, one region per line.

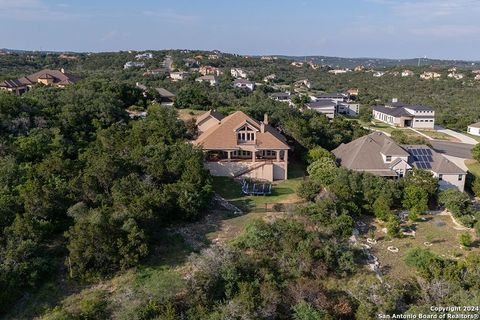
xmin=459 ymin=233 xmax=473 ymax=247
xmin=297 ymin=179 xmax=322 ymax=202
xmin=386 ymin=214 xmax=401 ymax=237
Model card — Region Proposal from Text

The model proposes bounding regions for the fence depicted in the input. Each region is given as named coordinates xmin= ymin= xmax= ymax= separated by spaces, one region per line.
xmin=248 ymin=202 xmax=297 ymax=214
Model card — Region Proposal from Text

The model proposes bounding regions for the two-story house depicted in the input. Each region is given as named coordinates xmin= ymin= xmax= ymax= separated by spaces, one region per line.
xmin=193 ymin=111 xmax=290 ymax=181
xmin=372 ymin=99 xmax=435 ymax=129
xmin=333 ymin=132 xmax=466 ymax=191
xmin=0 ymin=69 xmax=79 ymax=95
xmin=233 ymin=79 xmax=255 ymax=91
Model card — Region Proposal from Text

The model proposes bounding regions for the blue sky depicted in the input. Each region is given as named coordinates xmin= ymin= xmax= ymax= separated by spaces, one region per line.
xmin=1 ymin=0 xmax=479 ymax=60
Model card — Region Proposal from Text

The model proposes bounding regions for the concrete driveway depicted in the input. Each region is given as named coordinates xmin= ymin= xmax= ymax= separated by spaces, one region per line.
xmin=434 ymin=125 xmax=478 ymax=145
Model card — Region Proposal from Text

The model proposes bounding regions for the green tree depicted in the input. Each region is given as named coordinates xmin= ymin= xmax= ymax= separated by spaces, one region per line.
xmin=306 ymin=146 xmax=335 ymax=164
xmin=373 ymin=196 xmax=392 ymax=221
xmin=402 ymin=185 xmax=429 ymax=215
xmin=404 ymin=169 xmax=438 ymax=197
xmin=292 ymin=301 xmax=331 ymax=320
xmin=307 ymin=158 xmax=338 ymax=187
xmin=386 ymin=214 xmax=401 ymax=237
xmin=472 ymin=144 xmax=480 ymax=162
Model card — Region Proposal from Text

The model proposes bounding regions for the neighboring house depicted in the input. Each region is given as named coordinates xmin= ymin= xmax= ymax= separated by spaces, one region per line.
xmin=184 ymin=58 xmax=199 ymax=68
xmin=305 ymin=100 xmax=337 ymax=119
xmin=448 ymin=72 xmax=465 ymax=80
xmin=467 ymin=122 xmax=480 ymax=136
xmin=59 ymin=53 xmax=78 ymax=61
xmin=333 ymin=132 xmax=466 ymax=191
xmin=328 ymin=69 xmax=349 ymax=75
xmin=155 ymin=88 xmax=175 ymax=106
xmin=124 ymin=61 xmax=145 ymax=69
xmin=354 ymin=65 xmax=365 ymax=72
xmin=143 ymin=69 xmax=166 ymax=76
xmin=420 ymin=72 xmax=441 ymax=80
xmin=170 ymin=71 xmax=189 ymax=81
xmin=136 ymin=82 xmax=148 ymax=97
xmin=270 ymin=92 xmax=295 ymax=105
xmin=196 ymin=110 xmax=224 ymax=134
xmin=193 ymin=111 xmax=290 ymax=181
xmin=401 ymin=70 xmax=414 ymax=77
xmin=294 ymin=79 xmax=311 ymax=89
xmin=233 ymin=79 xmax=255 ymax=91
xmin=372 ymin=99 xmax=435 ymax=129
xmin=231 ymin=68 xmax=248 ymax=79
xmin=402 ymin=145 xmax=466 ymax=192
xmin=308 ymin=62 xmax=321 ymax=70
xmin=263 ymin=74 xmax=276 ymax=82
xmin=0 ymin=68 xmax=79 ymax=95
xmin=291 ymin=62 xmax=304 ymax=67
xmin=475 ymin=74 xmax=480 ymax=81
xmin=208 ymin=54 xmax=220 ymax=60
xmin=311 ymin=92 xmax=348 ymax=103
xmin=135 ymin=53 xmax=153 ymax=60
xmin=309 ymin=92 xmax=360 ymax=117
xmin=347 ymin=88 xmax=359 ymax=97
xmin=196 ymin=75 xmax=219 ymax=86
xmin=373 ymin=71 xmax=385 ymax=77
xmin=261 ymin=56 xmax=275 ymax=61
xmin=199 ymin=66 xmax=222 ymax=76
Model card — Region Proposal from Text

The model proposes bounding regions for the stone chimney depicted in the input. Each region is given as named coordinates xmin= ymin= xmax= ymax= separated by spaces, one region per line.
xmin=392 ymin=98 xmax=398 ymax=103
xmin=263 ymin=113 xmax=268 ymax=125
xmin=60 ymin=68 xmax=65 ymax=74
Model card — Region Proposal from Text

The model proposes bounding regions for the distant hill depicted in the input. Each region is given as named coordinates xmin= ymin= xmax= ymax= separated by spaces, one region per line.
xmin=274 ymin=55 xmax=480 ymax=69
xmin=2 ymin=47 xmax=480 ymax=69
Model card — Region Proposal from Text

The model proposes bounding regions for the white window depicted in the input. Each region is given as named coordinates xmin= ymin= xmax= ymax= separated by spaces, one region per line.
xmin=439 ymin=174 xmax=443 ymax=180
xmin=386 ymin=155 xmax=392 ymax=162
xmin=458 ymin=175 xmax=463 ymax=181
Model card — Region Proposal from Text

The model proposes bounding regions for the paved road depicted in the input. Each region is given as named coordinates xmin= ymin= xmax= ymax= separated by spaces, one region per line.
xmin=434 ymin=125 xmax=478 ymax=145
xmin=430 ymin=141 xmax=473 ymax=159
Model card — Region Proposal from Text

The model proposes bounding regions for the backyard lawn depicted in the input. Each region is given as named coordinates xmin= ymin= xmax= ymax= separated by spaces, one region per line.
xmin=212 ymin=160 xmax=305 ymax=212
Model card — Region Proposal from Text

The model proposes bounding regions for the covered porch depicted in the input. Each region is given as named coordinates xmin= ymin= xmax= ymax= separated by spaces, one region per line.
xmin=205 ymin=149 xmax=288 ymax=163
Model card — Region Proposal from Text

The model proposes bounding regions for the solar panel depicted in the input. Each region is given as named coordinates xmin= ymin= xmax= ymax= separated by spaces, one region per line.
xmin=421 ymin=149 xmax=428 ymax=155
xmin=427 ymin=156 xmax=433 ymax=162
xmin=411 ymin=149 xmax=418 ymax=155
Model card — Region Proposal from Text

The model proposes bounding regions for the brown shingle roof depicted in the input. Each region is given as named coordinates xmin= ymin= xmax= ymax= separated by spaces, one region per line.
xmin=332 ymin=132 xmax=409 ymax=171
xmin=401 ymin=145 xmax=465 ymax=174
xmin=193 ymin=111 xmax=289 ymax=150
xmin=195 ymin=110 xmax=224 ymax=125
xmin=24 ymin=69 xmax=79 ymax=85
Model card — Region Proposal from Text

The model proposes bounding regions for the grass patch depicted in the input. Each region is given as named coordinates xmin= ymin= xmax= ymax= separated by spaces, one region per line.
xmin=463 ymin=132 xmax=480 ymax=143
xmin=416 ymin=129 xmax=459 ymax=142
xmin=362 ymin=120 xmax=396 ymax=134
xmin=206 ymin=211 xmax=268 ymax=242
xmin=466 ymin=159 xmax=480 ymax=178
xmin=177 ymin=108 xmax=206 ymax=122
xmin=212 ymin=160 xmax=305 ymax=211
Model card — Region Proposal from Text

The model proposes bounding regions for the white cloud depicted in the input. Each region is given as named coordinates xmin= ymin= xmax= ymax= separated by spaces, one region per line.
xmin=0 ymin=0 xmax=78 ymax=21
